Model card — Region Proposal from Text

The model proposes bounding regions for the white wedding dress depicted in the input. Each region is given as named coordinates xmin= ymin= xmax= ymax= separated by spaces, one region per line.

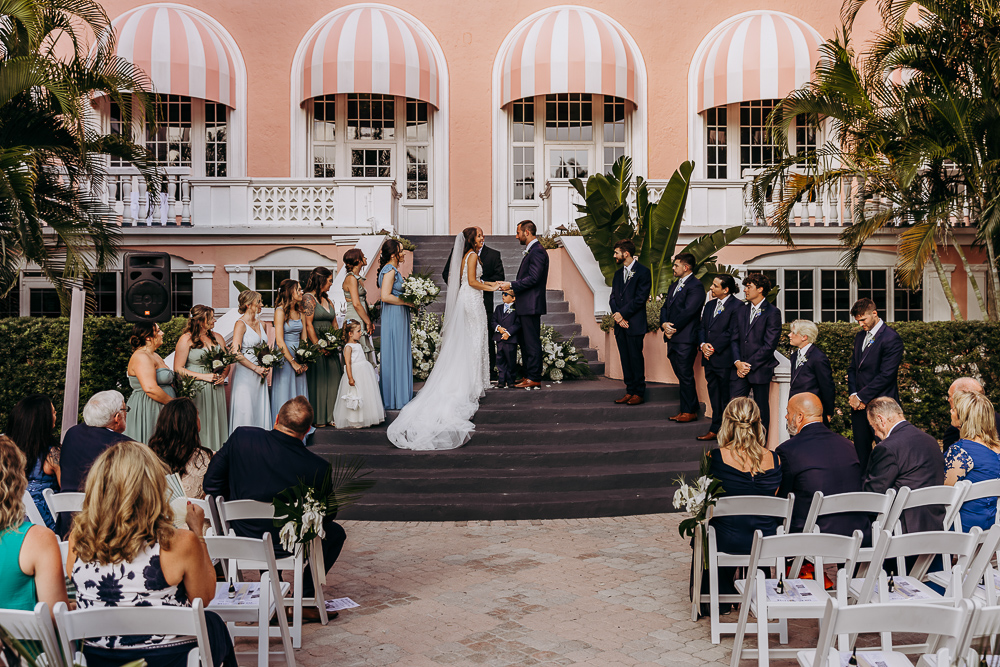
xmin=387 ymin=234 xmax=490 ymax=450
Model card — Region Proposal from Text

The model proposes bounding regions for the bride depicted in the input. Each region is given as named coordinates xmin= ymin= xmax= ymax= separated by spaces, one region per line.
xmin=387 ymin=227 xmax=498 ymax=450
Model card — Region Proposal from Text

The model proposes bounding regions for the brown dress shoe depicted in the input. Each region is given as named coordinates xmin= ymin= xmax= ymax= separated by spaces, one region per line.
xmin=626 ymin=395 xmax=644 ymax=405
xmin=696 ymin=431 xmax=717 ymax=441
xmin=515 ymin=379 xmax=541 ymax=389
xmin=668 ymin=413 xmax=684 ymax=421
xmin=674 ymin=413 xmax=698 ymax=423
xmin=615 ymin=394 xmax=633 ymax=404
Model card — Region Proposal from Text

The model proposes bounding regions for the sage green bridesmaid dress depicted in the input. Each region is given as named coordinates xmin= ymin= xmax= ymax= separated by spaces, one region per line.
xmin=307 ymin=300 xmax=344 ymax=426
xmin=185 ymin=347 xmax=228 ymax=451
xmin=123 ymin=368 xmax=175 ymax=444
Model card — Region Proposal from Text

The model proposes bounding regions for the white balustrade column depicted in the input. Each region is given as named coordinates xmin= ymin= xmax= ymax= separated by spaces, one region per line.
xmin=769 ymin=351 xmax=792 ymax=449
xmin=188 ymin=264 xmax=216 ymax=309
xmin=225 ymin=264 xmax=251 ymax=309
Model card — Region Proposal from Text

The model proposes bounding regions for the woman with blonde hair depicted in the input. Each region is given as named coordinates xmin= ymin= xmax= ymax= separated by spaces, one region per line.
xmin=0 ymin=435 xmax=68 ymax=612
xmin=174 ymin=304 xmax=229 ymax=451
xmin=945 ymin=390 xmax=1000 ymax=530
xmin=229 ymin=289 xmax=271 ymax=431
xmin=270 ymin=279 xmax=309 ymax=423
xmin=68 ymin=440 xmax=236 ymax=667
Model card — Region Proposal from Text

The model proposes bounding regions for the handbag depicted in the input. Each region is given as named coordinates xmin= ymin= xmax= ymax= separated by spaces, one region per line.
xmin=340 ymin=385 xmax=363 ymax=411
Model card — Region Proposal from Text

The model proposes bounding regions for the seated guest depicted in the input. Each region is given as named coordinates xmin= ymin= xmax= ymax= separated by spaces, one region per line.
xmin=863 ymin=397 xmax=945 ymax=533
xmin=7 ymin=394 xmax=61 ymax=530
xmin=148 ymin=398 xmax=213 ymax=499
xmin=203 ymin=396 xmax=346 ymax=619
xmin=787 ymin=320 xmax=835 ymax=424
xmin=945 ymin=391 xmax=1000 ymax=531
xmin=943 ymin=377 xmax=1000 ymax=451
xmin=0 ymin=435 xmax=68 ymax=613
xmin=777 ymin=393 xmax=867 ymax=537
xmin=68 ymin=440 xmax=236 ymax=667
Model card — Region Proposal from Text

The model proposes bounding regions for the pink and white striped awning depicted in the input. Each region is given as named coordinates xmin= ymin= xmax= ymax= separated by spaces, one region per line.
xmin=696 ymin=11 xmax=823 ymax=112
xmin=105 ymin=5 xmax=238 ymax=107
xmin=500 ymin=7 xmax=638 ymax=106
xmin=301 ymin=7 xmax=439 ymax=108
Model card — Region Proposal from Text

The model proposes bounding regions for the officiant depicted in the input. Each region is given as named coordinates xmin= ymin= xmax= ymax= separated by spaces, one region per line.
xmin=443 ymin=226 xmax=505 ymax=380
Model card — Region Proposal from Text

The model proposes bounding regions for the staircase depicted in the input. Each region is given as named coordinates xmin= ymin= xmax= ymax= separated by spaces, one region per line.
xmin=407 ymin=235 xmax=604 ymax=375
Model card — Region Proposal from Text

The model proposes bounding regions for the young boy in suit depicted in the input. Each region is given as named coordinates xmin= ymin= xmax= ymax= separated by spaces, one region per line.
xmin=493 ymin=290 xmax=521 ymax=388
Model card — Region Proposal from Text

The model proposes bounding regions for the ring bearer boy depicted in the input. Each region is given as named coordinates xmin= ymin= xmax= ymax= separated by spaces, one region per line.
xmin=493 ymin=290 xmax=521 ymax=389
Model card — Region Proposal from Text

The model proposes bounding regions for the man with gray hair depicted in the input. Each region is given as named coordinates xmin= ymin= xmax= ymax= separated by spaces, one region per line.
xmin=862 ymin=396 xmax=945 ymax=533
xmin=788 ymin=320 xmax=835 ymax=424
xmin=943 ymin=377 xmax=1000 ymax=449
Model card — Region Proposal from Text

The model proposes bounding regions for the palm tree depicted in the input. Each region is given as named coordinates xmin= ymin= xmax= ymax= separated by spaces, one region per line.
xmin=0 ymin=0 xmax=159 ymax=313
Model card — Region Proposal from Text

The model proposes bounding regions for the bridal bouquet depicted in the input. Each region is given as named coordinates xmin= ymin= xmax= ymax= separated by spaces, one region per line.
xmin=201 ymin=345 xmax=237 ymax=374
xmin=250 ymin=341 xmax=285 ymax=385
xmin=673 ymin=452 xmax=724 ymax=569
xmin=400 ymin=272 xmax=441 ymax=310
xmin=294 ymin=341 xmax=319 ymax=366
xmin=318 ymin=328 xmax=344 ymax=356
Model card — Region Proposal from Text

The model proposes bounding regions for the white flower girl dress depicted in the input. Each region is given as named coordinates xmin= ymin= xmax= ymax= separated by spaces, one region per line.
xmin=334 ymin=342 xmax=385 ymax=428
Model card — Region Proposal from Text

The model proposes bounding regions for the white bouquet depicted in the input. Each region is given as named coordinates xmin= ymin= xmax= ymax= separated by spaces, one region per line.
xmin=400 ymin=272 xmax=441 ymax=310
xmin=674 ymin=453 xmax=724 ymax=569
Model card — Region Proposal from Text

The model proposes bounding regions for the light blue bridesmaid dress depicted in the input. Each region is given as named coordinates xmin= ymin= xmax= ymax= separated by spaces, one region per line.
xmin=270 ymin=317 xmax=309 ymax=422
xmin=378 ymin=264 xmax=413 ymax=409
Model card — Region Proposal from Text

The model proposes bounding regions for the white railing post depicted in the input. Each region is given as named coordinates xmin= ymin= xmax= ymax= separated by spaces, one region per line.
xmin=181 ymin=177 xmax=192 ymax=226
xmin=122 ymin=178 xmax=133 ymax=226
xmin=166 ymin=173 xmax=177 ymax=225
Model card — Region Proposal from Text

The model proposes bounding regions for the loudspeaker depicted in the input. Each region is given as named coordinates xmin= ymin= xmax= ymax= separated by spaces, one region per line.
xmin=123 ymin=252 xmax=171 ymax=322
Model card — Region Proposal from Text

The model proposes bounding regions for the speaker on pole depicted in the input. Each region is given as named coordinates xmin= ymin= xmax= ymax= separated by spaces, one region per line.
xmin=123 ymin=252 xmax=171 ymax=322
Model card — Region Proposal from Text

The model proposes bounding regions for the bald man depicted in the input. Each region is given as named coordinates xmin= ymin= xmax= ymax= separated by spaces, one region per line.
xmin=943 ymin=377 xmax=1000 ymax=450
xmin=776 ymin=393 xmax=867 ymax=537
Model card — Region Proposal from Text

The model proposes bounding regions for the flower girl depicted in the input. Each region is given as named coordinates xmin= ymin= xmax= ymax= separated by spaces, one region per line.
xmin=334 ymin=320 xmax=385 ymax=429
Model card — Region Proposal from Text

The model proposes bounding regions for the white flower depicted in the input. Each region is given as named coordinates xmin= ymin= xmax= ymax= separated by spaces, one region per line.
xmin=212 ymin=360 xmax=223 ymax=370
xmin=279 ymin=521 xmax=297 ymax=552
xmin=318 ymin=339 xmax=328 ymax=348
xmin=555 ymin=359 xmax=565 ymax=368
xmin=672 ymin=486 xmax=687 ymax=510
xmin=549 ymin=368 xmax=563 ymax=381
xmin=262 ymin=354 xmax=275 ymax=365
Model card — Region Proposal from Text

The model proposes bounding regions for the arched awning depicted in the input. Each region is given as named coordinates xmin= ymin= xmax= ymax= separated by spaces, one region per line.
xmin=105 ymin=4 xmax=238 ymax=107
xmin=696 ymin=11 xmax=823 ymax=112
xmin=500 ymin=6 xmax=639 ymax=106
xmin=300 ymin=6 xmax=439 ymax=108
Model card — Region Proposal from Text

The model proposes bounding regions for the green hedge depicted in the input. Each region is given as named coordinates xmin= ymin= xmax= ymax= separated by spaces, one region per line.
xmin=0 ymin=316 xmax=188 ymax=432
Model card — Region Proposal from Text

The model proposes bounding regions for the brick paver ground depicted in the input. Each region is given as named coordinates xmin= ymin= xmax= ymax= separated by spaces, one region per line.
xmin=233 ymin=513 xmax=908 ymax=667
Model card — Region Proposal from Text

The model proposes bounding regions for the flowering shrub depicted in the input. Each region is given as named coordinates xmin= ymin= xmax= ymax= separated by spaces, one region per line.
xmin=410 ymin=311 xmax=443 ymax=380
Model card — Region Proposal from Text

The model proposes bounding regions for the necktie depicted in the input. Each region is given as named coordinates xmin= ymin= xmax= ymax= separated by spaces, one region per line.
xmin=714 ymin=301 xmax=723 ymax=317
xmin=795 ymin=351 xmax=804 ymax=369
xmin=504 ymin=305 xmax=511 ymax=314
xmin=863 ymin=331 xmax=874 ymax=351
xmin=750 ymin=306 xmax=759 ymax=326
xmin=624 ymin=269 xmax=631 ymax=283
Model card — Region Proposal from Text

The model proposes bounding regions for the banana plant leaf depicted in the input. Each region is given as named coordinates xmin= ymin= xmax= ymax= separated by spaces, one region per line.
xmin=639 ymin=161 xmax=694 ymax=296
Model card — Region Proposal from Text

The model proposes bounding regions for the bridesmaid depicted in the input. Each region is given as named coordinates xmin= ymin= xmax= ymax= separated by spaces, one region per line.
xmin=228 ymin=290 xmax=272 ymax=432
xmin=123 ymin=322 xmax=175 ymax=444
xmin=270 ymin=279 xmax=310 ymax=422
xmin=342 ymin=248 xmax=376 ymax=365
xmin=378 ymin=239 xmax=416 ymax=409
xmin=174 ymin=305 xmax=229 ymax=452
xmin=302 ymin=267 xmax=343 ymax=428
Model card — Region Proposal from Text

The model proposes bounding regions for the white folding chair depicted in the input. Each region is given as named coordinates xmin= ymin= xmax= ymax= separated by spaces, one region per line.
xmin=925 ymin=524 xmax=1000 ymax=600
xmin=918 ymin=601 xmax=1000 ymax=667
xmin=705 ymin=494 xmax=795 ymax=644
xmin=885 ymin=483 xmax=970 ymax=535
xmin=53 ymin=598 xmax=213 ymax=667
xmin=22 ymin=490 xmax=46 ymax=526
xmin=205 ymin=532 xmax=295 ymax=667
xmin=791 ymin=489 xmax=895 ymax=574
xmin=215 ymin=497 xmax=328 ymax=648
xmin=199 ymin=494 xmax=224 ymax=537
xmin=798 ymin=597 xmax=974 ymax=667
xmin=730 ymin=529 xmax=863 ymax=667
xmin=952 ymin=479 xmax=1000 ymax=532
xmin=0 ymin=602 xmax=67 ymax=667
xmin=41 ymin=489 xmax=84 ymax=526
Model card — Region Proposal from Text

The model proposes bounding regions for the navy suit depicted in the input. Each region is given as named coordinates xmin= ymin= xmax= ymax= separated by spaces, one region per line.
xmin=776 ymin=422 xmax=868 ymax=538
xmin=492 ymin=303 xmax=521 ymax=387
xmin=610 ymin=261 xmax=652 ymax=397
xmin=510 ymin=240 xmax=549 ymax=382
xmin=789 ymin=344 xmax=836 ymax=422
xmin=660 ymin=275 xmax=706 ymax=414
xmin=730 ymin=299 xmax=782 ymax=433
xmin=56 ymin=424 xmax=130 ymax=536
xmin=697 ymin=296 xmax=743 ymax=432
xmin=847 ymin=322 xmax=904 ymax=472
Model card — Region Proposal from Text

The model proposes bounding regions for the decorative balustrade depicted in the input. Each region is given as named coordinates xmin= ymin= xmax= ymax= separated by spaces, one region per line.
xmin=105 ymin=167 xmax=192 ymax=226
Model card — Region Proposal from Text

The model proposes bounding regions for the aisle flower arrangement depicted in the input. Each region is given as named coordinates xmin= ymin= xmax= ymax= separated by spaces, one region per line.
xmin=539 ymin=324 xmax=590 ymax=381
xmin=400 ymin=272 xmax=441 ymax=311
xmin=410 ymin=311 xmax=443 ymax=380
xmin=673 ymin=452 xmax=724 ymax=569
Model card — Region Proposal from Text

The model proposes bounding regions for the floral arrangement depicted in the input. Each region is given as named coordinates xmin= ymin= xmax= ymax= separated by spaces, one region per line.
xmin=173 ymin=373 xmax=202 ymax=399
xmin=539 ymin=324 xmax=590 ymax=381
xmin=318 ymin=328 xmax=344 ymax=356
xmin=673 ymin=452 xmax=725 ymax=568
xmin=400 ymin=272 xmax=441 ymax=310
xmin=272 ymin=458 xmax=376 ymax=556
xmin=250 ymin=341 xmax=285 ymax=385
xmin=293 ymin=341 xmax=319 ymax=366
xmin=410 ymin=310 xmax=443 ymax=380
xmin=201 ymin=345 xmax=237 ymax=374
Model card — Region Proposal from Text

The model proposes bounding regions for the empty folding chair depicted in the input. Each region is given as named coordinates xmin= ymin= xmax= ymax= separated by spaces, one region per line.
xmin=0 ymin=602 xmax=68 ymax=667
xmin=926 ymin=524 xmax=1000 ymax=601
xmin=41 ymin=489 xmax=84 ymax=528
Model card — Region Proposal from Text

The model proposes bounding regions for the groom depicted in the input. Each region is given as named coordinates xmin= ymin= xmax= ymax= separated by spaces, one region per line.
xmin=499 ymin=220 xmax=549 ymax=389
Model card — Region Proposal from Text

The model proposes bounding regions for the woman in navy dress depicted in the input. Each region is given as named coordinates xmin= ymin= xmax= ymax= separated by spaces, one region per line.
xmin=378 ymin=239 xmax=416 ymax=409
xmin=6 ymin=395 xmax=60 ymax=530
xmin=945 ymin=390 xmax=1000 ymax=531
xmin=270 ymin=279 xmax=310 ymax=422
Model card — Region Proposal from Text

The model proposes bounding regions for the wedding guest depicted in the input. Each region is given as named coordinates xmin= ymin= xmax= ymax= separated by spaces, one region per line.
xmin=730 ymin=272 xmax=781 ymax=434
xmin=271 ymin=279 xmax=310 ymax=423
xmin=342 ymin=248 xmax=376 ymax=364
xmin=123 ymin=322 xmax=175 ymax=444
xmin=697 ymin=275 xmax=742 ymax=441
xmin=943 ymin=377 xmax=1000 ymax=450
xmin=788 ymin=320 xmax=835 ymax=425
xmin=945 ymin=391 xmax=1000 ymax=531
xmin=847 ymin=298 xmax=904 ymax=473
xmin=203 ymin=397 xmax=346 ymax=620
xmin=7 ymin=395 xmax=60 ymax=530
xmin=229 ymin=290 xmax=272 ymax=432
xmin=68 ymin=440 xmax=237 ymax=667
xmin=174 ymin=305 xmax=229 ymax=452
xmin=378 ymin=238 xmax=415 ymax=409
xmin=661 ymin=252 xmax=706 ymax=422
xmin=149 ymin=398 xmax=214 ymax=499
xmin=493 ymin=290 xmax=520 ymax=389
xmin=333 ymin=320 xmax=385 ymax=429
xmin=60 ymin=391 xmax=130 ymax=494
xmin=0 ymin=435 xmax=68 ymax=613
xmin=302 ymin=266 xmax=343 ymax=427
xmin=609 ymin=239 xmax=652 ymax=405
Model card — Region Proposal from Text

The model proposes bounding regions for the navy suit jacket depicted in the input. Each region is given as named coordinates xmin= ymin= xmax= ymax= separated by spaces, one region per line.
xmin=60 ymin=424 xmax=131 ymax=493
xmin=775 ymin=422 xmax=867 ymax=536
xmin=847 ymin=322 xmax=904 ymax=404
xmin=492 ymin=304 xmax=520 ymax=345
xmin=790 ymin=344 xmax=836 ymax=417
xmin=510 ymin=241 xmax=549 ymax=316
xmin=609 ymin=261 xmax=652 ymax=337
xmin=660 ymin=275 xmax=706 ymax=346
xmin=697 ymin=297 xmax=743 ymax=371
xmin=730 ymin=299 xmax=782 ymax=384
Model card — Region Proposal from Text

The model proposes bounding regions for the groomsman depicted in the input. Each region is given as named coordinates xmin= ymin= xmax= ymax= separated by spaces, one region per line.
xmin=660 ymin=252 xmax=706 ymax=422
xmin=696 ymin=274 xmax=742 ymax=441
xmin=847 ymin=298 xmax=904 ymax=473
xmin=788 ymin=319 xmax=835 ymax=424
xmin=609 ymin=239 xmax=652 ymax=405
xmin=730 ymin=272 xmax=781 ymax=434
xmin=498 ymin=221 xmax=549 ymax=389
